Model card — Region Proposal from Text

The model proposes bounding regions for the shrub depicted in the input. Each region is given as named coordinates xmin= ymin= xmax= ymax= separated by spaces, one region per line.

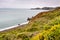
xmin=17 ymin=34 xmax=29 ymax=40
xmin=27 ymin=27 xmax=39 ymax=32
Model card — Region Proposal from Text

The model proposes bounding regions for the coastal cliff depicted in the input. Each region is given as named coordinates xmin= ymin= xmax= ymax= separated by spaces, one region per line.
xmin=0 ymin=7 xmax=60 ymax=40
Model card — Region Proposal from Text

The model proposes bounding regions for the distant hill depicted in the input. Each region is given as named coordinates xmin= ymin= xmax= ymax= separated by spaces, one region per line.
xmin=42 ymin=7 xmax=55 ymax=10
xmin=31 ymin=7 xmax=55 ymax=10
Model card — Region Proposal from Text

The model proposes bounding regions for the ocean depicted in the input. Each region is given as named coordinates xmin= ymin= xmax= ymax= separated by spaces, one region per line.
xmin=0 ymin=8 xmax=48 ymax=30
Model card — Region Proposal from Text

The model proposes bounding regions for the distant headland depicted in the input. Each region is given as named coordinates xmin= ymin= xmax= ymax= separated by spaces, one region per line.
xmin=31 ymin=7 xmax=59 ymax=10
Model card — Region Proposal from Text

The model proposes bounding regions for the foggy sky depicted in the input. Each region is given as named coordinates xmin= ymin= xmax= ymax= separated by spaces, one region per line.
xmin=0 ymin=0 xmax=60 ymax=8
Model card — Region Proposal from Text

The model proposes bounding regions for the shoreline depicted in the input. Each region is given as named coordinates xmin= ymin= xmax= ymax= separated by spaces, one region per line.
xmin=0 ymin=21 xmax=29 ymax=31
xmin=0 ymin=10 xmax=51 ymax=32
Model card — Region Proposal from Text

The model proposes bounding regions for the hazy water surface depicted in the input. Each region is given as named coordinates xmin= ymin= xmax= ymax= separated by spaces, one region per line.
xmin=0 ymin=8 xmax=48 ymax=29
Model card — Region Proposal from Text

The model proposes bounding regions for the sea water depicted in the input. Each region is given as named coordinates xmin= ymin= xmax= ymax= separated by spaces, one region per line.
xmin=0 ymin=8 xmax=48 ymax=30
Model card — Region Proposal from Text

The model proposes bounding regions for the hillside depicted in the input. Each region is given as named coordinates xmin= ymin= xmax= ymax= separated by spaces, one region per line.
xmin=0 ymin=7 xmax=60 ymax=40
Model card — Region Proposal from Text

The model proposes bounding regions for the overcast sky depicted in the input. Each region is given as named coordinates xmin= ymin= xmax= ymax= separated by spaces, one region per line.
xmin=0 ymin=0 xmax=60 ymax=8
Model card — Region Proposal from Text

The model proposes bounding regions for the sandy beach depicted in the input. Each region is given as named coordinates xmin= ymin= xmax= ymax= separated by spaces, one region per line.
xmin=0 ymin=21 xmax=29 ymax=32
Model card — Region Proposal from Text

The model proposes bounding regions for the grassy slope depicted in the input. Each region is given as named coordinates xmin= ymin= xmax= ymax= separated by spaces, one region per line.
xmin=0 ymin=8 xmax=60 ymax=40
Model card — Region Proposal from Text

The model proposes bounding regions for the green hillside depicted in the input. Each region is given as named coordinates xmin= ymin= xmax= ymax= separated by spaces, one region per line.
xmin=0 ymin=7 xmax=60 ymax=40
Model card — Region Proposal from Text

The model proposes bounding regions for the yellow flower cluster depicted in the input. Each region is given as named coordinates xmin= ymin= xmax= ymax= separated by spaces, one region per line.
xmin=31 ymin=24 xmax=60 ymax=40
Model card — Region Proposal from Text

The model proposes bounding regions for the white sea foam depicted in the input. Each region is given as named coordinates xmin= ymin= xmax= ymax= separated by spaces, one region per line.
xmin=0 ymin=21 xmax=29 ymax=31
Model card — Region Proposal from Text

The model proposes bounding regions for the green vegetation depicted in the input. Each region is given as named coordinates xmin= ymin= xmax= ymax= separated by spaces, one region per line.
xmin=0 ymin=8 xmax=60 ymax=40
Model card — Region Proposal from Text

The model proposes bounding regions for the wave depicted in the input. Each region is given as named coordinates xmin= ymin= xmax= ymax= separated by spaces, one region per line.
xmin=0 ymin=21 xmax=29 ymax=31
